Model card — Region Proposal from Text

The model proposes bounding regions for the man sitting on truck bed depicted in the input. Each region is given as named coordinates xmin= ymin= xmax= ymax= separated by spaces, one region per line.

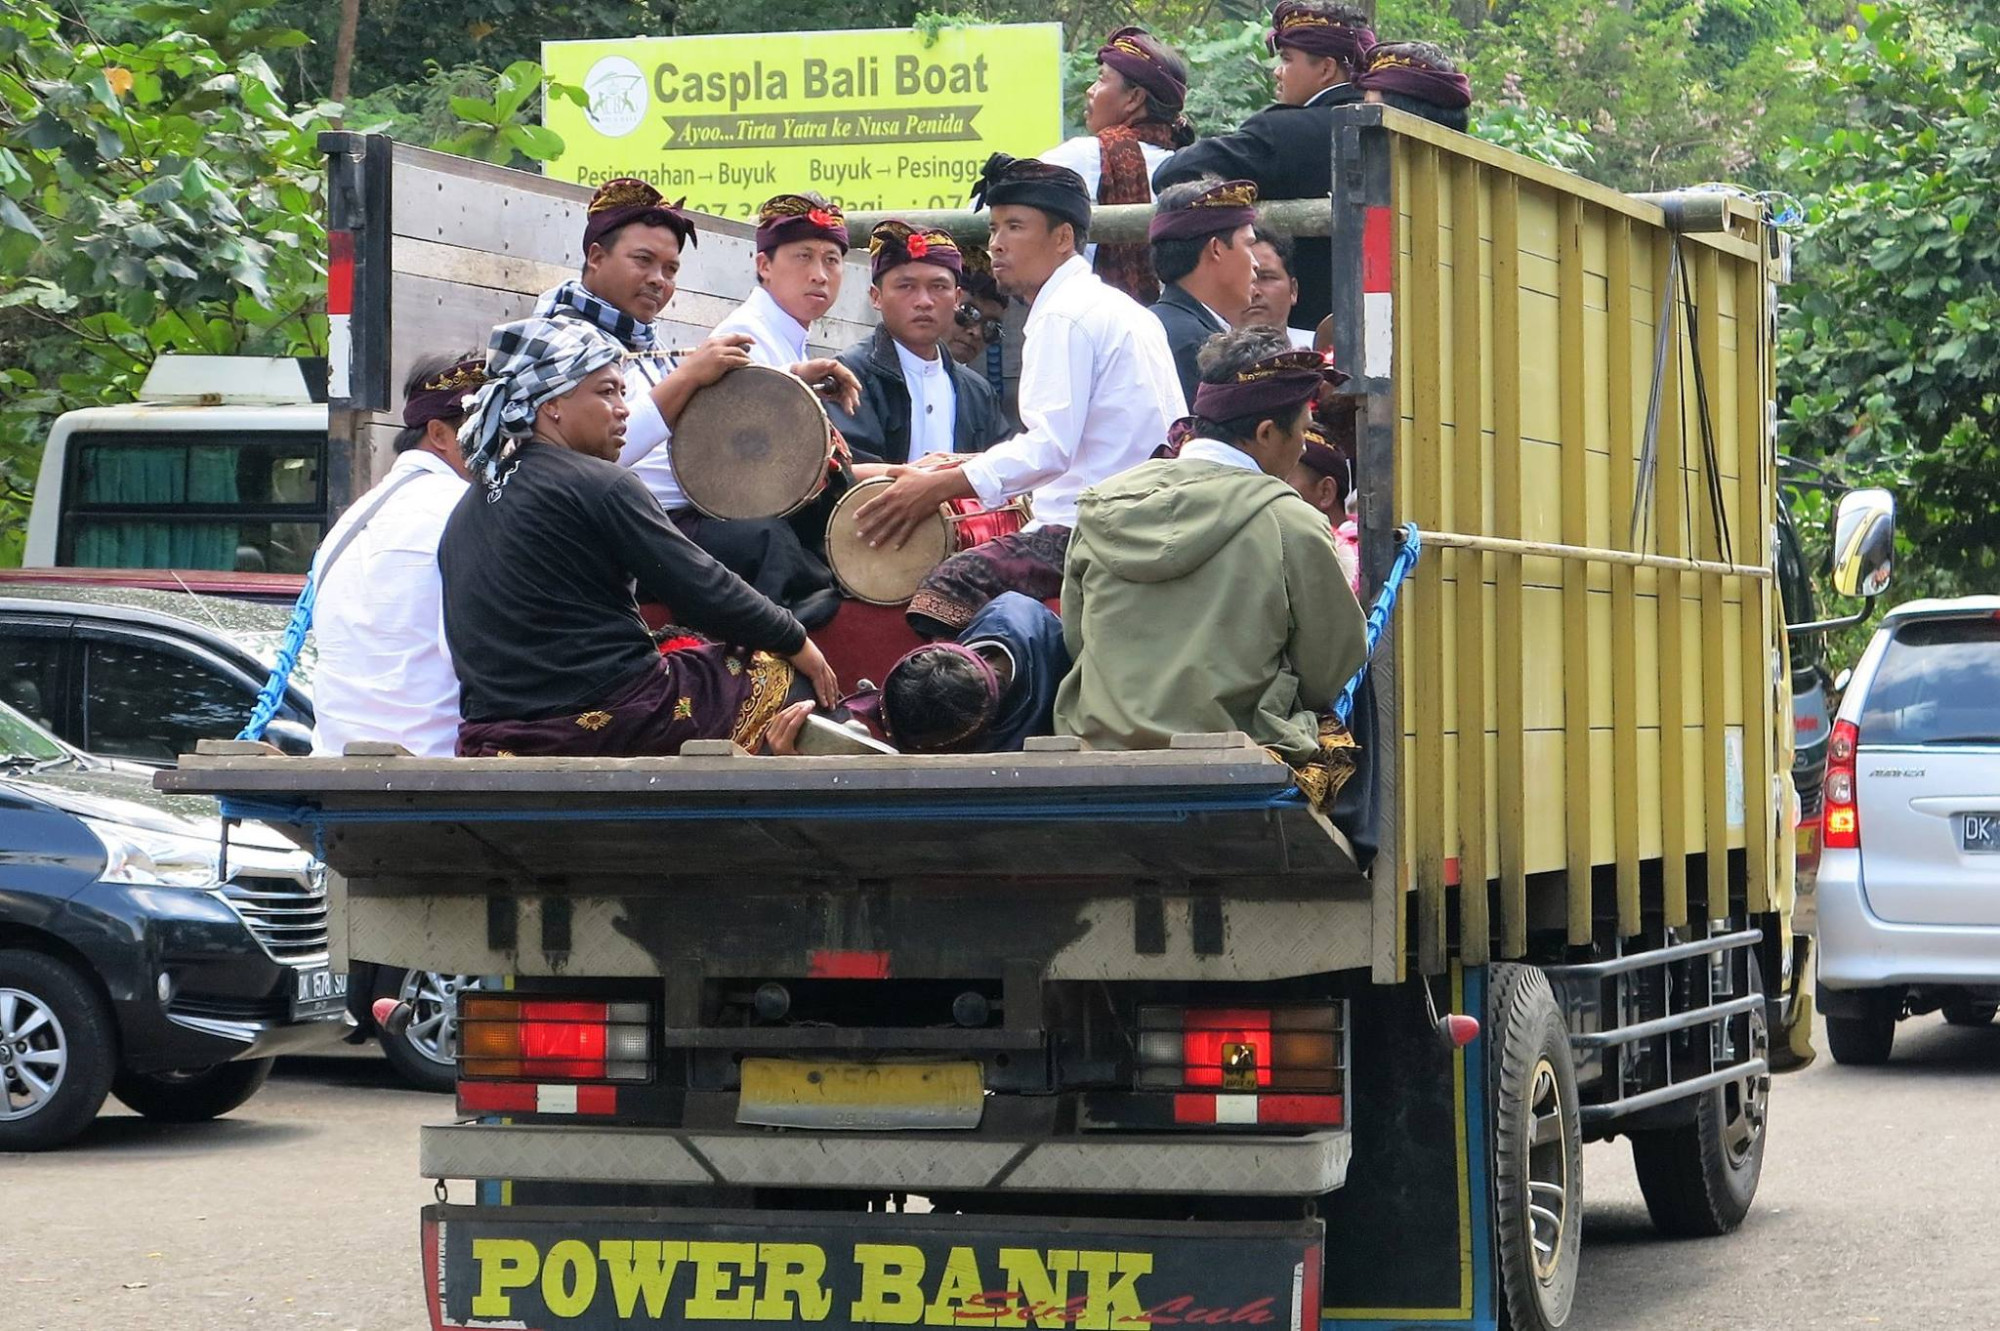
xmin=1056 ymin=327 xmax=1367 ymax=807
xmin=439 ymin=315 xmax=838 ymax=757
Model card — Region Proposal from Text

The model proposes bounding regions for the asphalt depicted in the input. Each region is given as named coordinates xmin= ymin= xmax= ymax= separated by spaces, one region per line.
xmin=4 ymin=1013 xmax=1997 ymax=1330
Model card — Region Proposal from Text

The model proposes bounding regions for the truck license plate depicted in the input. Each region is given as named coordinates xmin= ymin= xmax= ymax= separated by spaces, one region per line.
xmin=292 ymin=965 xmax=347 ymax=1020
xmin=737 ymin=1058 xmax=983 ymax=1130
xmin=425 ymin=1203 xmax=1324 ymax=1331
xmin=1962 ymin=814 xmax=2000 ymax=852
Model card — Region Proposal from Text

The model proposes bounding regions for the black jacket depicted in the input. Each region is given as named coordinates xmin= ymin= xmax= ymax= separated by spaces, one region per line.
xmin=828 ymin=327 xmax=1011 ymax=466
xmin=1153 ymin=84 xmax=1364 ymax=330
xmin=1148 ymin=282 xmax=1228 ymax=406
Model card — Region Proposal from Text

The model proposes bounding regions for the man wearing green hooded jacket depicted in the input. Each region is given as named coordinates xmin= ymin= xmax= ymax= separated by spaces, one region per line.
xmin=1055 ymin=327 xmax=1366 ymax=805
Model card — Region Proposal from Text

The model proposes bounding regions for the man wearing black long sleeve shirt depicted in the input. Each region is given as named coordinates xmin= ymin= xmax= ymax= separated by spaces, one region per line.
xmin=1151 ymin=1 xmax=1376 ymax=330
xmin=441 ymin=315 xmax=836 ymax=756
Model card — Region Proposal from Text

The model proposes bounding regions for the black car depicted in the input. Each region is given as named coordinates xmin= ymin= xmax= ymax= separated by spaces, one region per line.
xmin=0 ymin=583 xmax=463 ymax=1091
xmin=0 ymin=699 xmax=341 ymax=1149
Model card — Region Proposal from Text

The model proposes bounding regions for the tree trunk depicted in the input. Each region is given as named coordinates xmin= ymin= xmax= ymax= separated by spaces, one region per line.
xmin=331 ymin=0 xmax=361 ymax=110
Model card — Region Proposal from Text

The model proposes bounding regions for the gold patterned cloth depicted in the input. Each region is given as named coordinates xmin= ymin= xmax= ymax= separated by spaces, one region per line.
xmin=1280 ymin=715 xmax=1361 ymax=810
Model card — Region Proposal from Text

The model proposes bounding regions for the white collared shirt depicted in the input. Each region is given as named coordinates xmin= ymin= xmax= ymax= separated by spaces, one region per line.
xmin=1178 ymin=437 xmax=1264 ymax=474
xmin=309 ymin=449 xmax=467 ymax=758
xmin=1305 ymin=83 xmax=1355 ymax=107
xmin=1285 ymin=325 xmax=1315 ymax=350
xmin=892 ymin=337 xmax=958 ymax=457
xmin=619 ymin=346 xmax=690 ymax=511
xmin=960 ymin=255 xmax=1187 ymax=529
xmin=715 ymin=286 xmax=811 ymax=369
xmin=1039 ymin=135 xmax=1173 ymax=266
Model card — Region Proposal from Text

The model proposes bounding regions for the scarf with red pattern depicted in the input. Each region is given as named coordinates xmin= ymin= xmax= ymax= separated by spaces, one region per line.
xmin=1091 ymin=121 xmax=1179 ymax=306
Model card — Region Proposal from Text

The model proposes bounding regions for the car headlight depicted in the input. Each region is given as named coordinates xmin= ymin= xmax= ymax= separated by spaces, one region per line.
xmin=83 ymin=818 xmax=224 ymax=889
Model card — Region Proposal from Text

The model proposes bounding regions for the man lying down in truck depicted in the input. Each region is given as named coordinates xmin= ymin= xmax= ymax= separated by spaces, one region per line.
xmin=437 ymin=315 xmax=841 ymax=757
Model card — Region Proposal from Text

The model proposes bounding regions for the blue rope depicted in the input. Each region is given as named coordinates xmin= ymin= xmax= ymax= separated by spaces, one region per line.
xmin=1332 ymin=523 xmax=1423 ymax=725
xmin=237 ymin=572 xmax=315 ymax=742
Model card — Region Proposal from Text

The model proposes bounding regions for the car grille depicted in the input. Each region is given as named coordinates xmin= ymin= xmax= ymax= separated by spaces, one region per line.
xmin=221 ymin=871 xmax=330 ymax=960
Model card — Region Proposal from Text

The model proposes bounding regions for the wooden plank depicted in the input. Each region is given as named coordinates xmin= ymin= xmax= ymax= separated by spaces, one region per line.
xmin=1450 ymin=154 xmax=1489 ymax=964
xmin=1654 ymin=232 xmax=1690 ymax=930
xmin=1736 ymin=255 xmax=1775 ymax=914
xmin=1695 ymin=246 xmax=1732 ymax=916
xmin=1606 ymin=214 xmax=1642 ymax=939
xmin=1558 ymin=196 xmax=1593 ymax=946
xmin=1491 ymin=176 xmax=1529 ymax=959
xmin=1407 ymin=141 xmax=1450 ymax=974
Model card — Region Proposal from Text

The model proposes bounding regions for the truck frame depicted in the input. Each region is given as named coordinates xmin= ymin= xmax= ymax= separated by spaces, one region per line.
xmin=168 ymin=107 xmax=1807 ymax=1331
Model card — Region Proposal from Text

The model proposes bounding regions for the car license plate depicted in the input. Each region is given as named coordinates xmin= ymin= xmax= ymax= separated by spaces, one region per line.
xmin=738 ymin=1058 xmax=983 ymax=1130
xmin=1961 ymin=814 xmax=2000 ymax=852
xmin=292 ymin=965 xmax=347 ymax=1020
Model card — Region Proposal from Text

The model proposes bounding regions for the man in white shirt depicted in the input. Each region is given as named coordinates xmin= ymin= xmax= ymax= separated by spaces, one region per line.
xmin=1145 ymin=176 xmax=1261 ymax=403
xmin=540 ymin=179 xmax=848 ymax=624
xmin=826 ymin=220 xmax=1009 ymax=470
xmin=309 ymin=352 xmax=483 ymax=757
xmin=712 ymin=193 xmax=865 ymax=399
xmin=1038 ymin=26 xmax=1192 ymax=303
xmin=853 ymin=155 xmax=1186 ymax=637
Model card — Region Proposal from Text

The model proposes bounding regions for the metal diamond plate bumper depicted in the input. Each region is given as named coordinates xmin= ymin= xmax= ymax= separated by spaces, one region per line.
xmin=420 ymin=1123 xmax=1351 ymax=1196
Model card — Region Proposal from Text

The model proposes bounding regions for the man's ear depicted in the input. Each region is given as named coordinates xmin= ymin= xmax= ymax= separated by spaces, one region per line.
xmin=754 ymin=250 xmax=773 ymax=285
xmin=869 ymin=284 xmax=886 ymax=313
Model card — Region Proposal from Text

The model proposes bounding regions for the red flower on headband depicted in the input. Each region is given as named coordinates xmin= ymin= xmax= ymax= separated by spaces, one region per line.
xmin=907 ymin=233 xmax=930 ymax=258
xmin=808 ymin=207 xmax=837 ymax=229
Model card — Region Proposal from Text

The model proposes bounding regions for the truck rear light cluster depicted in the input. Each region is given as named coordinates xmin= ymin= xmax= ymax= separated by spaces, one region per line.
xmin=1132 ymin=1005 xmax=1345 ymax=1127
xmin=1824 ymin=719 xmax=1861 ymax=850
xmin=458 ymin=997 xmax=652 ymax=1083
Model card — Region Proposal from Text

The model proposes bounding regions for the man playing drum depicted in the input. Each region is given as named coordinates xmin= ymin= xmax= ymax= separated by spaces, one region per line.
xmin=853 ymin=155 xmax=1185 ymax=639
xmin=534 ymin=178 xmax=842 ymax=626
xmin=828 ymin=221 xmax=1010 ymax=469
xmin=438 ymin=315 xmax=837 ymax=758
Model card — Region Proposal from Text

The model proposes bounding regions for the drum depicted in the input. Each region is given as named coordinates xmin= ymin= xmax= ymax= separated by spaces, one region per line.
xmin=825 ymin=478 xmax=951 ymax=606
xmin=670 ymin=365 xmax=835 ymax=520
xmin=825 ymin=482 xmax=1034 ymax=607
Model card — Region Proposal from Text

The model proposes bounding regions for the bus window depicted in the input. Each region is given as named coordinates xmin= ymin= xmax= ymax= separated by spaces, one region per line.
xmin=60 ymin=430 xmax=327 ymax=573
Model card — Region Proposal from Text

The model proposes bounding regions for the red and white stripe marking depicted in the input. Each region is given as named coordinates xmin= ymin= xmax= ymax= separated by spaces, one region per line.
xmin=1362 ymin=206 xmax=1394 ymax=380
xmin=457 ymin=1082 xmax=618 ymax=1116
xmin=1172 ymin=1093 xmax=1344 ymax=1126
xmin=326 ymin=230 xmax=354 ymax=401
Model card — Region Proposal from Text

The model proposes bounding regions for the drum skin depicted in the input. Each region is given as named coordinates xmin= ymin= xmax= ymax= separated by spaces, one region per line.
xmin=671 ymin=365 xmax=833 ymax=519
xmin=826 ymin=477 xmax=951 ymax=605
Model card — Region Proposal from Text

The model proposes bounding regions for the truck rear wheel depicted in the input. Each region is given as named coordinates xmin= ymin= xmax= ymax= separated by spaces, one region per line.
xmin=1490 ymin=963 xmax=1581 ymax=1331
xmin=1629 ymin=956 xmax=1769 ymax=1237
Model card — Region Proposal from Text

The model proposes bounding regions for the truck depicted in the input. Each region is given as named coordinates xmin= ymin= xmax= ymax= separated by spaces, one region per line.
xmin=163 ymin=108 xmax=1887 ymax=1331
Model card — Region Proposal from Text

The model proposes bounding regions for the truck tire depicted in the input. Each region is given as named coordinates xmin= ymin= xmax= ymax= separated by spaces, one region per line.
xmin=1941 ymin=1000 xmax=1996 ymax=1028
xmin=1824 ymin=991 xmax=1897 ymax=1065
xmin=1629 ymin=956 xmax=1770 ymax=1237
xmin=0 ymin=949 xmax=117 ymax=1152
xmin=377 ymin=969 xmax=468 ymax=1093
xmin=111 ymin=1057 xmax=273 ymax=1122
xmin=1490 ymin=963 xmax=1581 ymax=1331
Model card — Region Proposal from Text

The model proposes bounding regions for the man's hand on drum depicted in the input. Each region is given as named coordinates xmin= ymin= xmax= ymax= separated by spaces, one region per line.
xmin=787 ymin=637 xmax=841 ymax=708
xmin=790 ymin=358 xmax=862 ymax=416
xmin=677 ymin=333 xmax=755 ymax=388
xmin=760 ymin=701 xmax=815 ymax=756
xmin=853 ymin=464 xmax=976 ymax=550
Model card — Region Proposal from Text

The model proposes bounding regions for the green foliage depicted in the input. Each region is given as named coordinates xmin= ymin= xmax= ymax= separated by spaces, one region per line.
xmin=0 ymin=0 xmax=333 ymax=557
xmin=1775 ymin=2 xmax=2000 ymax=587
xmin=367 ymin=60 xmax=584 ymax=166
xmin=1472 ymin=102 xmax=1596 ymax=171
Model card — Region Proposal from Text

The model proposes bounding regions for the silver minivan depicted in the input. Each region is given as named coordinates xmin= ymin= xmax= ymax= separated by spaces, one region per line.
xmin=1816 ymin=596 xmax=2000 ymax=1064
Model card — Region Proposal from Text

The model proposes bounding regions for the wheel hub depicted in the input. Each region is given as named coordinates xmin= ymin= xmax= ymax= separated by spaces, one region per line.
xmin=398 ymin=972 xmax=474 ymax=1069
xmin=1720 ymin=1003 xmax=1771 ymax=1167
xmin=0 ymin=987 xmax=69 ymax=1121
xmin=1525 ymin=1055 xmax=1571 ymax=1284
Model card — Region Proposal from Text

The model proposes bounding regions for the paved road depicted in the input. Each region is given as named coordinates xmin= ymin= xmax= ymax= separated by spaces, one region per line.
xmin=5 ymin=1015 xmax=1998 ymax=1330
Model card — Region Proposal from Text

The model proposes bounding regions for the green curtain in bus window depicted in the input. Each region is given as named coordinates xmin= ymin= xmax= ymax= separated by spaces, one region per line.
xmin=71 ymin=443 xmax=240 ymax=569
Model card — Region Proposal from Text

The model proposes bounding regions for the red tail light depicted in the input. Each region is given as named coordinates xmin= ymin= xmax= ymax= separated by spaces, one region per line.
xmin=1129 ymin=1005 xmax=1345 ymax=1126
xmin=458 ymin=997 xmax=651 ymax=1082
xmin=1824 ymin=719 xmax=1860 ymax=850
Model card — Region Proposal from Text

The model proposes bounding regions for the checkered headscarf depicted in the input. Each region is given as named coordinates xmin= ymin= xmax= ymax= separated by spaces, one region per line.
xmin=458 ymin=316 xmax=622 ymax=495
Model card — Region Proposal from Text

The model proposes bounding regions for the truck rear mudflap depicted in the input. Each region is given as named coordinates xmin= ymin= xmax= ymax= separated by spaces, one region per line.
xmin=424 ymin=1203 xmax=1323 ymax=1331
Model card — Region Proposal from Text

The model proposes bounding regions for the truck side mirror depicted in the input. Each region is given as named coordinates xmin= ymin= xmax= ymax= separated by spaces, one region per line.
xmin=1830 ymin=488 xmax=1894 ymax=600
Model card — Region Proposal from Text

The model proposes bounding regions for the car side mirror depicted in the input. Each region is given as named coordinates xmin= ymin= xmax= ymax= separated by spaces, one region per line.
xmin=1833 ymin=668 xmax=1852 ymax=694
xmin=1831 ymin=488 xmax=1894 ymax=600
xmin=263 ymin=718 xmax=314 ymax=757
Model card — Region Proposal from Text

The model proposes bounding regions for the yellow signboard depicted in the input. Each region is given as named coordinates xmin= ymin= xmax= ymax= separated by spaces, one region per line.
xmin=542 ymin=25 xmax=1063 ymax=220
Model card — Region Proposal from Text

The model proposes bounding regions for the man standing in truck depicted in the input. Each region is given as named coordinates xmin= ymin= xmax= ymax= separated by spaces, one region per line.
xmin=538 ymin=179 xmax=844 ymax=626
xmin=1152 ymin=1 xmax=1376 ymax=328
xmin=851 ymin=154 xmax=1184 ymax=638
xmin=440 ymin=316 xmax=837 ymax=757
xmin=1146 ymin=176 xmax=1261 ymax=404
xmin=1056 ymin=327 xmax=1366 ymax=806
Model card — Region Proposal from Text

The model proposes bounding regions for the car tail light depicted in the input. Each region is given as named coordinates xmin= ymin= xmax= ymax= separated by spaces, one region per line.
xmin=458 ymin=997 xmax=651 ymax=1082
xmin=1133 ymin=1005 xmax=1345 ymax=1126
xmin=1824 ymin=719 xmax=1860 ymax=851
